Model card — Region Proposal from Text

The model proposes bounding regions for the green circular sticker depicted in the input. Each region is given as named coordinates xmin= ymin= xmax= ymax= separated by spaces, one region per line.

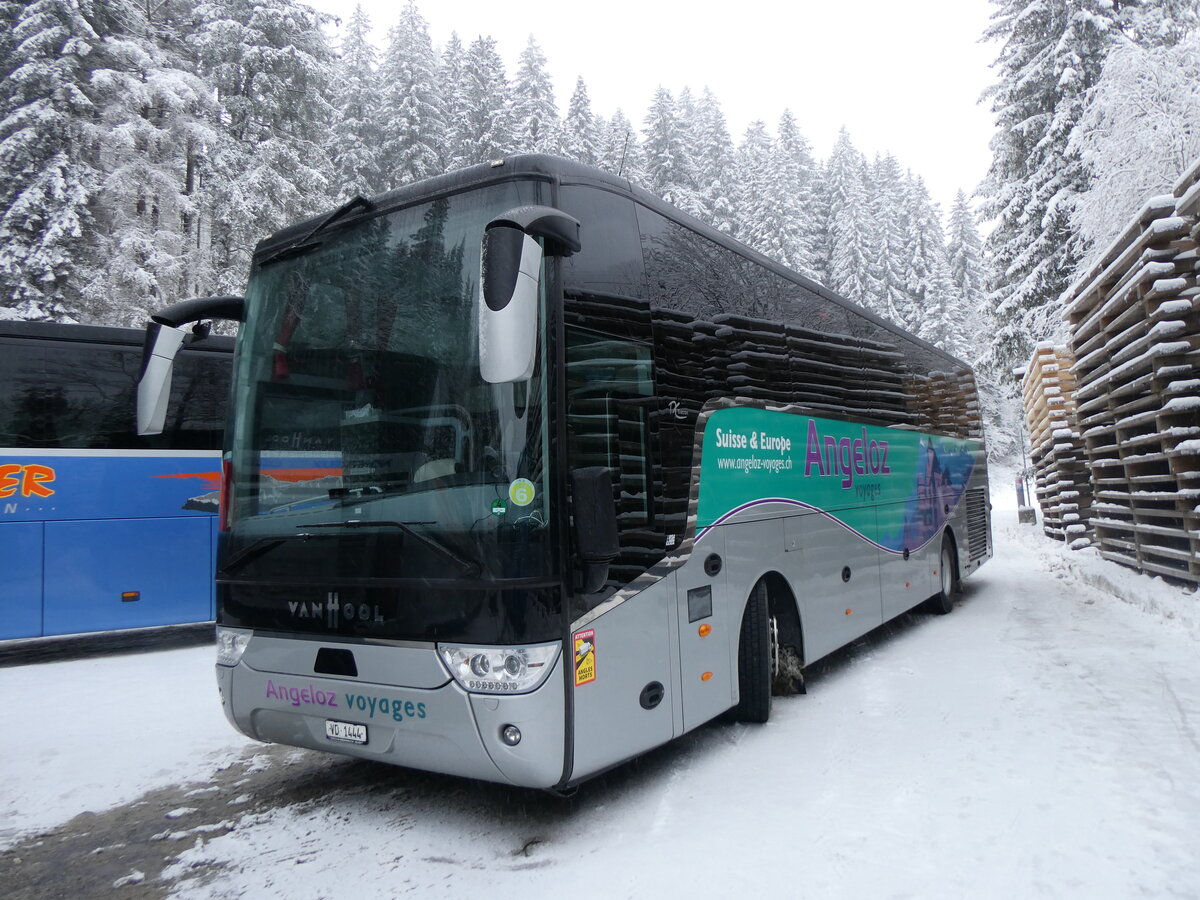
xmin=490 ymin=498 xmax=507 ymax=517
xmin=508 ymin=478 xmax=536 ymax=507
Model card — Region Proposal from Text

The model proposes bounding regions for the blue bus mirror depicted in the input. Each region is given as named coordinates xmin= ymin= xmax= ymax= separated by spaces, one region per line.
xmin=478 ymin=206 xmax=580 ymax=385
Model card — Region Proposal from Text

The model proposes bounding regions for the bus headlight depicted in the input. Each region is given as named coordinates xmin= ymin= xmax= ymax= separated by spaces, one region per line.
xmin=438 ymin=642 xmax=559 ymax=694
xmin=216 ymin=627 xmax=252 ymax=667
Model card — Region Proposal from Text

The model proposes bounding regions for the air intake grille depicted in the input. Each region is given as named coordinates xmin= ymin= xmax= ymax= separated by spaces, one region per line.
xmin=966 ymin=489 xmax=989 ymax=561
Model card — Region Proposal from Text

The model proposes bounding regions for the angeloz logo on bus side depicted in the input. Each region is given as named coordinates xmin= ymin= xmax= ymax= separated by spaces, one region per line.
xmin=803 ymin=421 xmax=890 ymax=489
xmin=288 ymin=591 xmax=384 ymax=627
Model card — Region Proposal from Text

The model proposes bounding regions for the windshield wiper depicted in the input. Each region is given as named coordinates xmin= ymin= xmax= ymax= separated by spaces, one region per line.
xmin=221 ymin=536 xmax=293 ymax=575
xmin=300 ymin=520 xmax=480 ymax=576
xmin=259 ymin=195 xmax=374 ymax=267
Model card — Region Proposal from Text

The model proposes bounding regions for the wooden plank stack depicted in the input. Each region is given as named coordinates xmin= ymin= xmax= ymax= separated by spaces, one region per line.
xmin=1021 ymin=344 xmax=1093 ymax=545
xmin=1061 ymin=157 xmax=1200 ymax=583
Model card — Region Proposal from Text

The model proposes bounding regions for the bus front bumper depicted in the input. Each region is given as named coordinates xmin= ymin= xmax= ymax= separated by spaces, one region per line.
xmin=216 ymin=649 xmax=566 ymax=789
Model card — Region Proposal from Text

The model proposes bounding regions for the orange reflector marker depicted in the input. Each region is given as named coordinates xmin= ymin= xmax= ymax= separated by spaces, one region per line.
xmin=121 ymin=591 xmax=140 ymax=603
xmin=701 ymin=671 xmax=714 ymax=682
xmin=845 ymin=608 xmax=853 ymax=616
xmin=698 ymin=624 xmax=712 ymax=637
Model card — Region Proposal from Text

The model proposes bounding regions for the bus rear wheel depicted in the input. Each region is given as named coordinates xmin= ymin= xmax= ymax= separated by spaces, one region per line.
xmin=734 ymin=580 xmax=773 ymax=723
xmin=929 ymin=533 xmax=958 ymax=615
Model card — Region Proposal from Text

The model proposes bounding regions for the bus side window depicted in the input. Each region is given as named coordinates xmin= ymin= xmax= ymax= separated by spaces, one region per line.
xmin=565 ymin=326 xmax=657 ymax=590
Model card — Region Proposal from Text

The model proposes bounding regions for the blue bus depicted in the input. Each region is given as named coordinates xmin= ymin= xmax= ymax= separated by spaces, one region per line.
xmin=0 ymin=321 xmax=232 ymax=640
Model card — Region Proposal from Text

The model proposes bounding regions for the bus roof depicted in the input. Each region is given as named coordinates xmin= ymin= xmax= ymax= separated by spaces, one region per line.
xmin=253 ymin=154 xmax=973 ymax=374
xmin=0 ymin=320 xmax=235 ymax=353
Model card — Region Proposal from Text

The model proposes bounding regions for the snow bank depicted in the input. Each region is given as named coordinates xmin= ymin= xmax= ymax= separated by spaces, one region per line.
xmin=0 ymin=647 xmax=249 ymax=848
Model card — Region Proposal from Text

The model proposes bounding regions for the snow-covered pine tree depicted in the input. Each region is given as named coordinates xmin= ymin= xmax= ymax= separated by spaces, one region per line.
xmin=189 ymin=0 xmax=337 ymax=296
xmin=821 ymin=129 xmax=880 ymax=314
xmin=438 ymin=32 xmax=467 ymax=169
xmin=868 ymin=154 xmax=912 ymax=329
xmin=561 ymin=77 xmax=599 ymax=166
xmin=447 ymin=36 xmax=513 ymax=169
xmin=770 ymin=110 xmax=820 ymax=279
xmin=1070 ymin=29 xmax=1200 ymax=259
xmin=902 ymin=174 xmax=960 ymax=353
xmin=0 ymin=0 xmax=103 ymax=320
xmin=511 ymin=36 xmax=559 ymax=155
xmin=597 ymin=109 xmax=641 ymax=181
xmin=733 ymin=120 xmax=775 ymax=253
xmin=977 ymin=0 xmax=1190 ymax=377
xmin=0 ymin=1 xmax=22 ymax=80
xmin=641 ymin=87 xmax=702 ymax=216
xmin=329 ymin=5 xmax=385 ymax=197
xmin=691 ymin=88 xmax=737 ymax=235
xmin=379 ymin=1 xmax=444 ymax=186
xmin=806 ymin=162 xmax=833 ymax=286
xmin=946 ymin=190 xmax=990 ymax=363
xmin=79 ymin=0 xmax=220 ymax=325
xmin=1112 ymin=0 xmax=1198 ymax=46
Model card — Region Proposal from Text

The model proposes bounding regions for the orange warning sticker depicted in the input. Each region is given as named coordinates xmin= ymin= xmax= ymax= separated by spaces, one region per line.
xmin=573 ymin=629 xmax=596 ymax=686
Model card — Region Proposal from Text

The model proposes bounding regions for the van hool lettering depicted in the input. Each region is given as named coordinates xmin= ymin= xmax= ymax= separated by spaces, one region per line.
xmin=700 ymin=406 xmax=979 ymax=553
xmin=288 ymin=593 xmax=385 ymax=627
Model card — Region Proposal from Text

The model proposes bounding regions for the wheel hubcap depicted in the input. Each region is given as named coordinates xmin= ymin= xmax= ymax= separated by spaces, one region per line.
xmin=941 ymin=548 xmax=953 ymax=595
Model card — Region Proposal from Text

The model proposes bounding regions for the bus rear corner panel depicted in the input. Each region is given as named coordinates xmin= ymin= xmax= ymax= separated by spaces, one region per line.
xmin=219 ymin=633 xmax=568 ymax=789
xmin=954 ymin=477 xmax=993 ymax=581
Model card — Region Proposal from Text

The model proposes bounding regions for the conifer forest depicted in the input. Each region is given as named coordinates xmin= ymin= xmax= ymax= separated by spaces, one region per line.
xmin=3 ymin=0 xmax=1199 ymax=427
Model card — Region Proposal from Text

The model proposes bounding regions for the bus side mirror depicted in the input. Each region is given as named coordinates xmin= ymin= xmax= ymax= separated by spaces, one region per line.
xmin=571 ymin=467 xmax=619 ymax=594
xmin=137 ymin=321 xmax=188 ymax=435
xmin=136 ymin=296 xmax=245 ymax=435
xmin=479 ymin=206 xmax=580 ymax=385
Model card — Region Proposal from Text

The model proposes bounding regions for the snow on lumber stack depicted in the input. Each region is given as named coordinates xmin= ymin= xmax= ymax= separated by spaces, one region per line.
xmin=1021 ymin=345 xmax=1093 ymax=544
xmin=1061 ymin=158 xmax=1200 ymax=584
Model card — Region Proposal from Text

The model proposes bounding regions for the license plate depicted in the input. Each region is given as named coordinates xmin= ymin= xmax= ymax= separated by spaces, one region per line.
xmin=325 ymin=719 xmax=368 ymax=744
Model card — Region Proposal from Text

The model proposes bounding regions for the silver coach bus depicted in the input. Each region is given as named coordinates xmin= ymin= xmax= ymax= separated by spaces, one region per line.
xmin=139 ymin=155 xmax=992 ymax=790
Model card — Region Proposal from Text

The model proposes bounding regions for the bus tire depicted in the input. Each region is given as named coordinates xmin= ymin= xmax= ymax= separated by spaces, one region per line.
xmin=734 ymin=580 xmax=773 ymax=723
xmin=929 ymin=533 xmax=958 ymax=615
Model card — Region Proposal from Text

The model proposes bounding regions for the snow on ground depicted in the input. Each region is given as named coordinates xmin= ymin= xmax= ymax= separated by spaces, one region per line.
xmin=0 ymin=647 xmax=247 ymax=846
xmin=3 ymin=465 xmax=1199 ymax=897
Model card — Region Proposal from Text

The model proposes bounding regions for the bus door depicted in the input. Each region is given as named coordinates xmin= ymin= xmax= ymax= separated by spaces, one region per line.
xmin=565 ymin=326 xmax=679 ymax=770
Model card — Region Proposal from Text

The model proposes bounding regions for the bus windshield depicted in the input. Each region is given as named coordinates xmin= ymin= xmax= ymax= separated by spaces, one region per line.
xmin=223 ymin=183 xmax=555 ymax=586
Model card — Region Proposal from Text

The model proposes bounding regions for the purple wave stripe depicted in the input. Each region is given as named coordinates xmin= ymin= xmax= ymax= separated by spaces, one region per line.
xmin=696 ymin=495 xmax=959 ymax=555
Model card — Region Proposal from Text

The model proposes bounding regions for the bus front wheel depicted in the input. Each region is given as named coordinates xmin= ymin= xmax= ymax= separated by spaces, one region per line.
xmin=929 ymin=533 xmax=959 ymax=615
xmin=734 ymin=580 xmax=773 ymax=723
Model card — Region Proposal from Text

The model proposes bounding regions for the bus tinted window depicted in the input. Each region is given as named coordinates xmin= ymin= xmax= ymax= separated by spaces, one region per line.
xmin=631 ymin=202 xmax=980 ymax=439
xmin=559 ymin=185 xmax=645 ymax=294
xmin=165 ymin=351 xmax=229 ymax=450
xmin=0 ymin=338 xmax=228 ymax=450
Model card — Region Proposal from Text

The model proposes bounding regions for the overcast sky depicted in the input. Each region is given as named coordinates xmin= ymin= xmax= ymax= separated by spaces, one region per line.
xmin=301 ymin=0 xmax=999 ymax=214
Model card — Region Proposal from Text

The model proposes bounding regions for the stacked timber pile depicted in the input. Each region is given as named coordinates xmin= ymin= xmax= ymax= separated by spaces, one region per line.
xmin=1062 ymin=157 xmax=1200 ymax=583
xmin=1021 ymin=344 xmax=1093 ymax=546
xmin=910 ymin=368 xmax=983 ymax=439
